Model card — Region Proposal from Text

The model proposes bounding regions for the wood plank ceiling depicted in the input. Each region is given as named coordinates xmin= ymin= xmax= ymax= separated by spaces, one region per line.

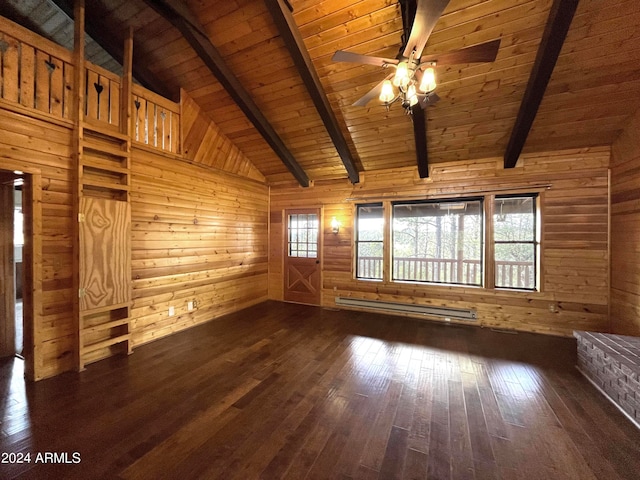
xmin=3 ymin=0 xmax=640 ymax=185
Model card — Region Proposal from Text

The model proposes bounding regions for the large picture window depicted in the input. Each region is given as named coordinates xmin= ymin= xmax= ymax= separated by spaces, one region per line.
xmin=392 ymin=199 xmax=483 ymax=285
xmin=493 ymin=195 xmax=538 ymax=290
xmin=355 ymin=204 xmax=384 ymax=280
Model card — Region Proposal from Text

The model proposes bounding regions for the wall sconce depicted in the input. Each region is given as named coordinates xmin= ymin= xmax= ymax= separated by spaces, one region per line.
xmin=330 ymin=217 xmax=341 ymax=234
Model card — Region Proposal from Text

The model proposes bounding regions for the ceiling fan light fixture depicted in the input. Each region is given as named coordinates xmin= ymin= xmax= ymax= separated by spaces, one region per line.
xmin=379 ymin=79 xmax=395 ymax=103
xmin=419 ymin=66 xmax=437 ymax=93
xmin=393 ymin=61 xmax=410 ymax=88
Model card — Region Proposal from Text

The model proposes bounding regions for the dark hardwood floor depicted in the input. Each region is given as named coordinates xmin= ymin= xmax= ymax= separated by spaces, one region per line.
xmin=1 ymin=301 xmax=639 ymax=479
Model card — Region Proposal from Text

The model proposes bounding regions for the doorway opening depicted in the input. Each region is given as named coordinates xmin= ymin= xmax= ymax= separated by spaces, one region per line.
xmin=14 ymin=182 xmax=24 ymax=356
xmin=1 ymin=170 xmax=26 ymax=361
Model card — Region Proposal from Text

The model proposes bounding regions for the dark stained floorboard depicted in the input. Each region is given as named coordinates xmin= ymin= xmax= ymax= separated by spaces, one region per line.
xmin=0 ymin=300 xmax=639 ymax=479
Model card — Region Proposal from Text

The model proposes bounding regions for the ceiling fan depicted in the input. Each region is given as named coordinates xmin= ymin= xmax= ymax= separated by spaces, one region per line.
xmin=332 ymin=0 xmax=501 ymax=113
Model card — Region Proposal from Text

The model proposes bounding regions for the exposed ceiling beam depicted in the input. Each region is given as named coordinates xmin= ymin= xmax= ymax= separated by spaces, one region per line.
xmin=264 ymin=0 xmax=360 ymax=184
xmin=50 ymin=0 xmax=174 ymax=101
xmin=411 ymin=105 xmax=429 ymax=178
xmin=504 ymin=0 xmax=579 ymax=169
xmin=143 ymin=0 xmax=310 ymax=187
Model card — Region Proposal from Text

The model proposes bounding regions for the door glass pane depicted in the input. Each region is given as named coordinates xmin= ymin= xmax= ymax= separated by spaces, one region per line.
xmin=288 ymin=213 xmax=318 ymax=258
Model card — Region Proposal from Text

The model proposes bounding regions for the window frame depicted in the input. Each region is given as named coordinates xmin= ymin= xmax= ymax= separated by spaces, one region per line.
xmin=391 ymin=197 xmax=484 ymax=287
xmin=493 ymin=193 xmax=540 ymax=291
xmin=355 ymin=203 xmax=385 ymax=280
xmin=353 ymin=192 xmax=542 ymax=292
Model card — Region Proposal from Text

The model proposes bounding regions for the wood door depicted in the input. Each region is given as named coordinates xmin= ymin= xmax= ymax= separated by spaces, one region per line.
xmin=284 ymin=209 xmax=321 ymax=305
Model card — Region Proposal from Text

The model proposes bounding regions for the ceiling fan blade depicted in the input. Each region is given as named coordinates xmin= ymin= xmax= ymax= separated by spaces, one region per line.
xmin=419 ymin=39 xmax=501 ymax=66
xmin=403 ymin=0 xmax=451 ymax=59
xmin=419 ymin=92 xmax=440 ymax=109
xmin=332 ymin=50 xmax=398 ymax=67
xmin=372 ymin=45 xmax=403 ymax=59
xmin=352 ymin=74 xmax=394 ymax=107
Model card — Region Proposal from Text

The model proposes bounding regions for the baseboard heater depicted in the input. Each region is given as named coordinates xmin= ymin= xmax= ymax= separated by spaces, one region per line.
xmin=335 ymin=297 xmax=477 ymax=321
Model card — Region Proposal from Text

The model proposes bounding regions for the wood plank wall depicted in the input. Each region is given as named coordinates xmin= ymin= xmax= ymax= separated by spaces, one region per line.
xmin=129 ymin=148 xmax=269 ymax=347
xmin=610 ymin=108 xmax=640 ymax=336
xmin=269 ymin=148 xmax=611 ymax=337
xmin=0 ymin=98 xmax=269 ymax=379
xmin=181 ymin=93 xmax=266 ymax=183
xmin=0 ymin=108 xmax=75 ymax=379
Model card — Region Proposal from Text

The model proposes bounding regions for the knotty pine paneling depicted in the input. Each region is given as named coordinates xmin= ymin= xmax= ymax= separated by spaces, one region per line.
xmin=610 ymin=107 xmax=640 ymax=336
xmin=1 ymin=95 xmax=269 ymax=380
xmin=0 ymin=108 xmax=74 ymax=379
xmin=269 ymin=148 xmax=611 ymax=337
xmin=130 ymin=147 xmax=269 ymax=348
xmin=181 ymin=92 xmax=265 ymax=182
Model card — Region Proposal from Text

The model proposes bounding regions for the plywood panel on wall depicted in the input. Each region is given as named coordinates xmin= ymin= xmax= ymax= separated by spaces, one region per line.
xmin=610 ymin=107 xmax=640 ymax=336
xmin=269 ymin=148 xmax=611 ymax=337
xmin=79 ymin=198 xmax=130 ymax=311
xmin=129 ymin=147 xmax=269 ymax=347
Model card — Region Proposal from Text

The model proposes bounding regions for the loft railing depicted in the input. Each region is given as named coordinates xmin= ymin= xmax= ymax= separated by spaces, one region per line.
xmin=132 ymin=84 xmax=180 ymax=154
xmin=358 ymin=257 xmax=534 ymax=289
xmin=0 ymin=21 xmax=74 ymax=121
xmin=0 ymin=16 xmax=181 ymax=154
xmin=84 ymin=61 xmax=121 ymax=129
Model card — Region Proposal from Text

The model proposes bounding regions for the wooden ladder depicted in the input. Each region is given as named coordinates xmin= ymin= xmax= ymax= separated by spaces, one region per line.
xmin=73 ymin=1 xmax=134 ymax=370
xmin=77 ymin=122 xmax=132 ymax=369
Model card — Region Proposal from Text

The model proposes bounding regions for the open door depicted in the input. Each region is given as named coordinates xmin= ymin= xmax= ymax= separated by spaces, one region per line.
xmin=284 ymin=209 xmax=322 ymax=305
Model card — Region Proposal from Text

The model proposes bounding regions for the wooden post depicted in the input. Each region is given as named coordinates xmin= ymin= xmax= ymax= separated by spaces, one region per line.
xmin=121 ymin=28 xmax=134 ymax=138
xmin=179 ymin=88 xmax=186 ymax=155
xmin=22 ymin=171 xmax=41 ymax=381
xmin=121 ymin=29 xmax=133 ymax=355
xmin=73 ymin=0 xmax=86 ymax=371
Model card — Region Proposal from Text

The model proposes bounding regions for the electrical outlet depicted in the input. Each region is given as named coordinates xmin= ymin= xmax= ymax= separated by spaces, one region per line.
xmin=188 ymin=301 xmax=194 ymax=311
xmin=549 ymin=303 xmax=557 ymax=313
xmin=168 ymin=306 xmax=175 ymax=317
xmin=193 ymin=300 xmax=197 ymax=308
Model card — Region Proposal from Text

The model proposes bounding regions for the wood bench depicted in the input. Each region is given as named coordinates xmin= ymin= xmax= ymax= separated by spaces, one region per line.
xmin=574 ymin=330 xmax=640 ymax=428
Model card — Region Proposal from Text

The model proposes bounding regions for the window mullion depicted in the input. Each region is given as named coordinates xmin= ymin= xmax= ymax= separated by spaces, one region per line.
xmin=485 ymin=195 xmax=496 ymax=289
xmin=383 ymin=200 xmax=392 ymax=283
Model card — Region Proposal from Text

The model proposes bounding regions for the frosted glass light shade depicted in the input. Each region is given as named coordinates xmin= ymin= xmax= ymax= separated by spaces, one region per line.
xmin=393 ymin=62 xmax=410 ymax=88
xmin=407 ymin=84 xmax=418 ymax=106
xmin=379 ymin=80 xmax=395 ymax=103
xmin=419 ymin=66 xmax=437 ymax=93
